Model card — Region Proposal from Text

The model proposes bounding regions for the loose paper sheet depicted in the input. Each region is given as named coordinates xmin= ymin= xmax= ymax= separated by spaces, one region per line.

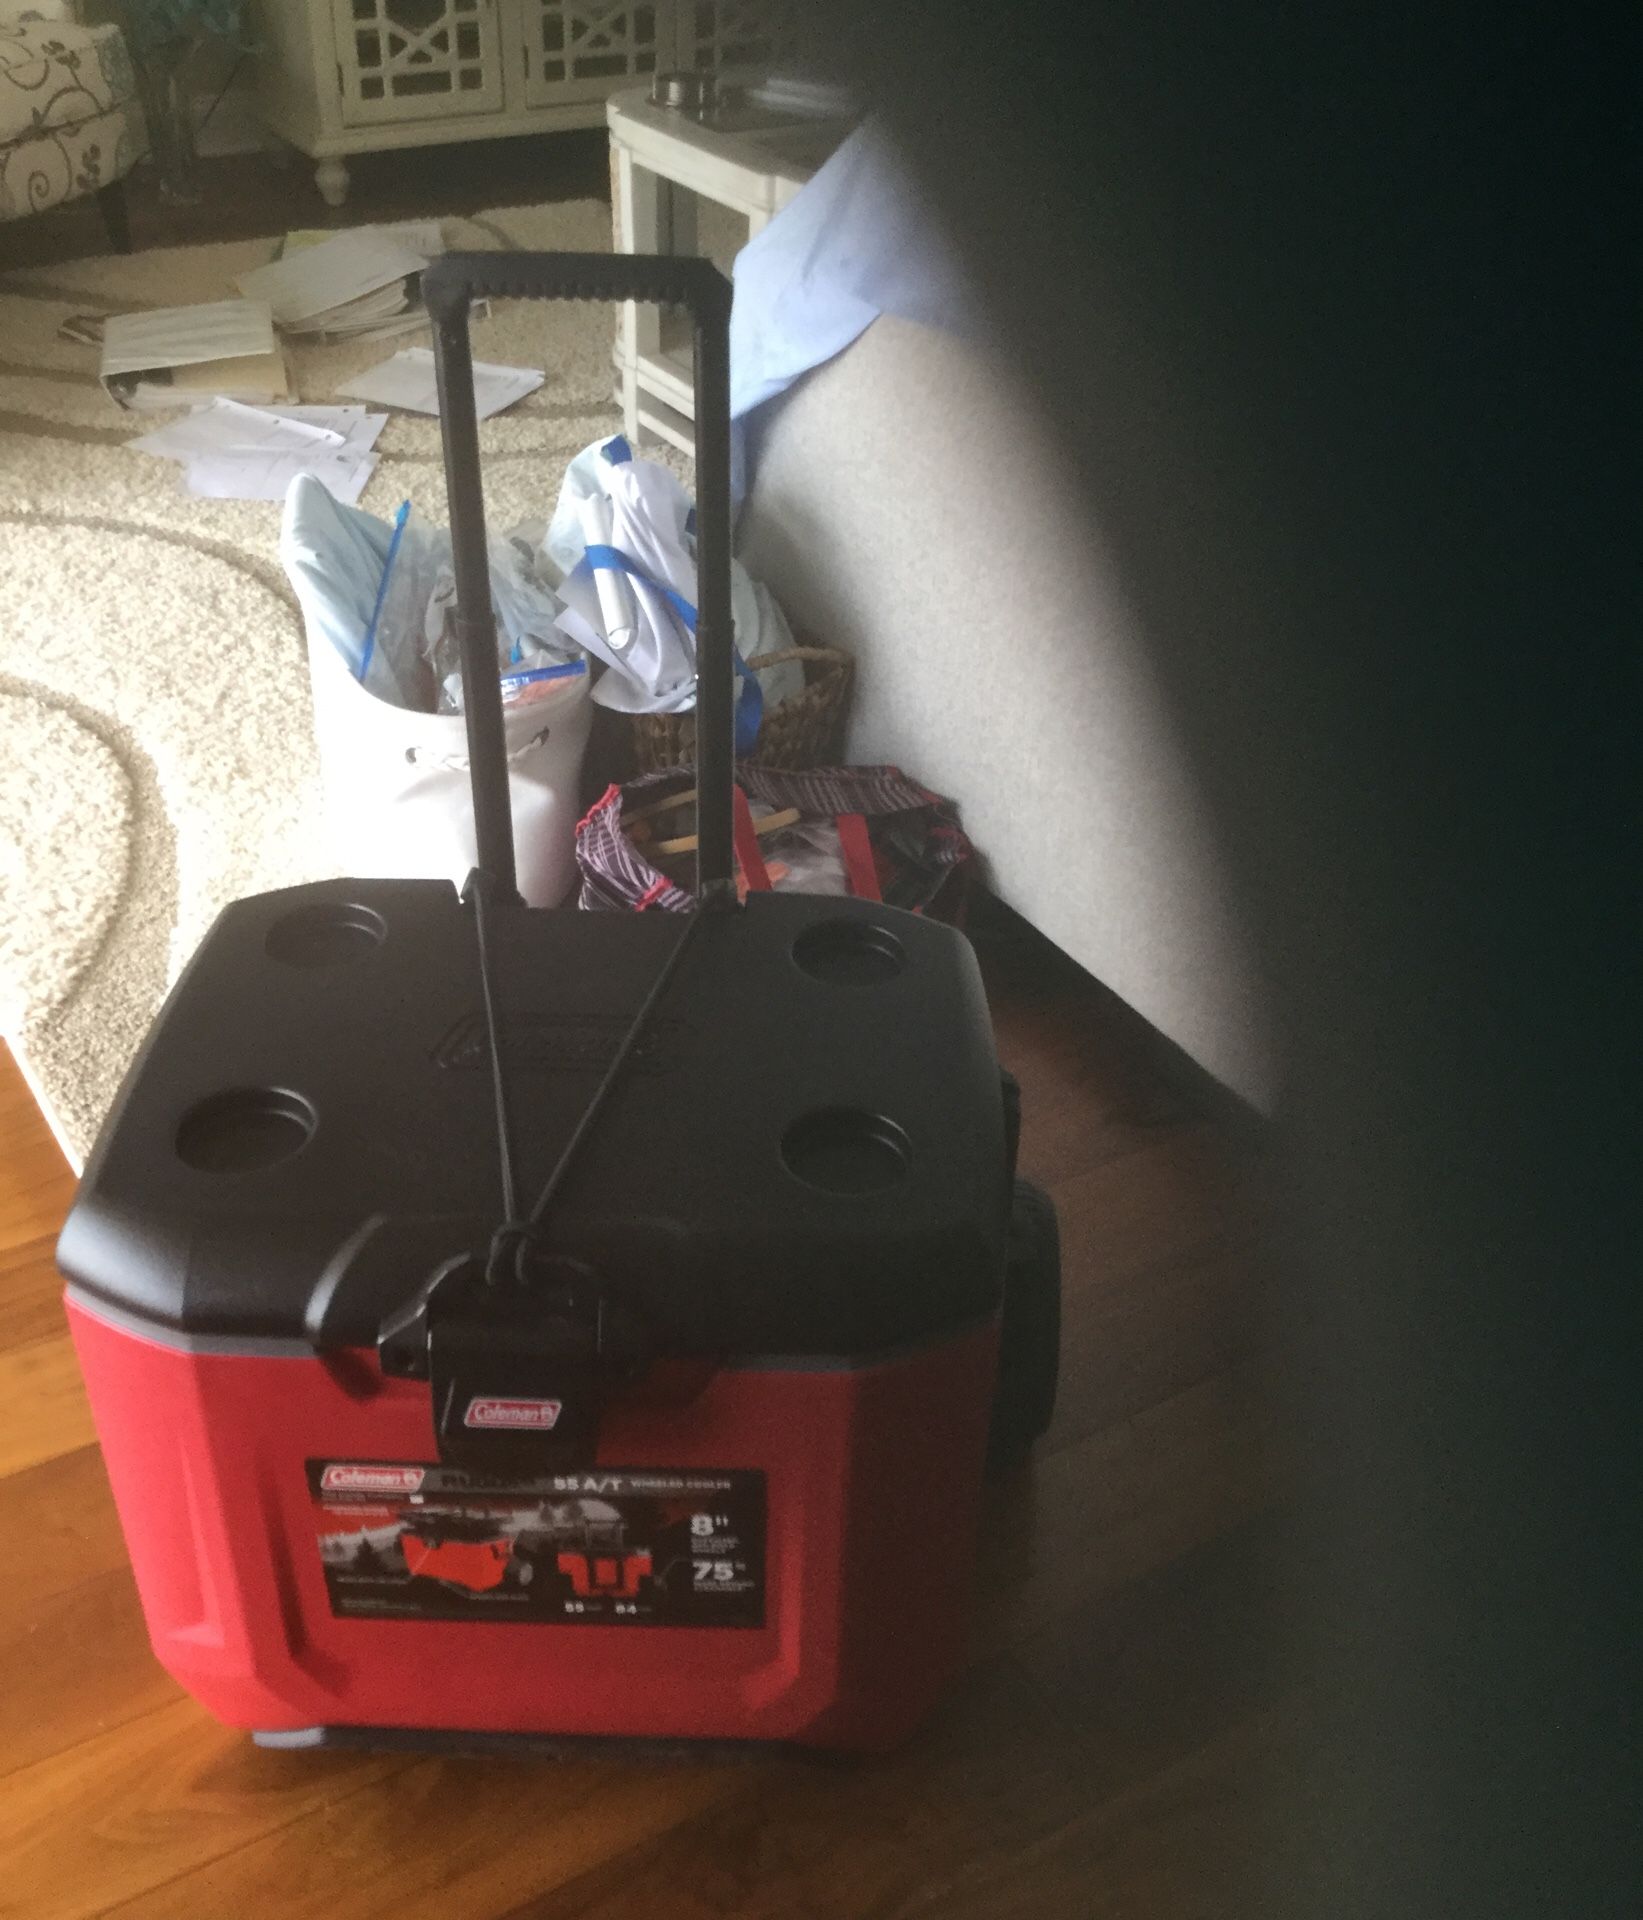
xmin=129 ymin=398 xmax=345 ymax=460
xmin=263 ymin=405 xmax=388 ymax=455
xmin=184 ymin=449 xmax=379 ymax=506
xmin=126 ymin=400 xmax=386 ymax=503
xmin=336 ymin=347 xmax=544 ymax=419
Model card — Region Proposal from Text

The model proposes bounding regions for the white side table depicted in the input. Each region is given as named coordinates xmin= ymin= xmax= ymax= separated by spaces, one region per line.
xmin=608 ymin=84 xmax=852 ymax=454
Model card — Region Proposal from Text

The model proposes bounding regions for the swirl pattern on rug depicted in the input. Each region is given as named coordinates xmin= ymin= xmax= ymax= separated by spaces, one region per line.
xmin=0 ymin=198 xmax=679 ymax=1163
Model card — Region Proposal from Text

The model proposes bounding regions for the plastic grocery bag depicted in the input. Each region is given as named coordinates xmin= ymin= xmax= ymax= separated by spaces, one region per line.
xmin=421 ymin=528 xmax=583 ymax=714
xmin=542 ymin=436 xmax=803 ymax=743
xmin=280 ymin=476 xmax=593 ymax=907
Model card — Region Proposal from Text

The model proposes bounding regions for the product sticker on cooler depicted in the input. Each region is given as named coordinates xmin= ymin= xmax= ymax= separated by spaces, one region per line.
xmin=308 ymin=1461 xmax=765 ymax=1626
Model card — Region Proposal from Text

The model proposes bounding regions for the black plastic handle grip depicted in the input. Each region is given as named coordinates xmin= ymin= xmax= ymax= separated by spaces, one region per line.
xmin=423 ymin=249 xmax=733 ymax=325
xmin=422 ymin=250 xmax=736 ymax=907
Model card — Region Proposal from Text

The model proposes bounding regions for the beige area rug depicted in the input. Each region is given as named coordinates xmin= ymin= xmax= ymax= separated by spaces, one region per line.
xmin=0 ymin=198 xmax=669 ymax=1168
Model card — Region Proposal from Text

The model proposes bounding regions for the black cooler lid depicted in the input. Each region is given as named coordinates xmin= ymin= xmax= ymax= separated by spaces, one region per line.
xmin=58 ymin=879 xmax=1009 ymax=1359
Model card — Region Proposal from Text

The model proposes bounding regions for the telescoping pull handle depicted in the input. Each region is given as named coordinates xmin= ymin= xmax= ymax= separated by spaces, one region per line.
xmin=421 ymin=251 xmax=737 ymax=909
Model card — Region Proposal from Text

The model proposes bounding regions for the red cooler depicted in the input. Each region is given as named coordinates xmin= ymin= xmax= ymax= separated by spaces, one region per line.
xmin=57 ymin=253 xmax=1058 ymax=1755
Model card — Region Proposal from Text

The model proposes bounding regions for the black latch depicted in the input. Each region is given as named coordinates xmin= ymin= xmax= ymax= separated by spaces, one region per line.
xmin=379 ymin=1252 xmax=647 ymax=1471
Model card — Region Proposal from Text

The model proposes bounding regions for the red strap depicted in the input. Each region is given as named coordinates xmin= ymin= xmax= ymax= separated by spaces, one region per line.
xmin=836 ymin=812 xmax=881 ymax=901
xmin=577 ymin=781 xmax=623 ymax=836
xmin=732 ymin=787 xmax=774 ymax=892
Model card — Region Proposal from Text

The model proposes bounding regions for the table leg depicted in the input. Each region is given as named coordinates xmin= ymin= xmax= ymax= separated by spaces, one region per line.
xmin=96 ymin=180 xmax=131 ymax=254
xmin=315 ymin=156 xmax=350 ymax=208
xmin=664 ymin=179 xmax=698 ymax=258
xmin=614 ymin=143 xmax=662 ymax=442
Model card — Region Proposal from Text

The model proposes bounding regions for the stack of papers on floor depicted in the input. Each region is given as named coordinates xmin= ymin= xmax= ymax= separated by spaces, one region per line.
xmin=128 ymin=398 xmax=386 ymax=504
xmin=281 ymin=218 xmax=446 ymax=261
xmin=235 ymin=225 xmax=440 ymax=343
xmin=101 ymin=299 xmax=289 ymax=412
xmin=337 ymin=346 xmax=545 ymax=419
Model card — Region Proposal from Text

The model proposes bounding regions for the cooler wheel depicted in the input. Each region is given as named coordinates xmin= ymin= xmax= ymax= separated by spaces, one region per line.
xmin=988 ymin=1177 xmax=1061 ymax=1464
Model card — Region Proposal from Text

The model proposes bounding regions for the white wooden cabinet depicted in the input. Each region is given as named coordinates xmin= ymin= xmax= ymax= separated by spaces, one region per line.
xmin=247 ymin=0 xmax=785 ymax=207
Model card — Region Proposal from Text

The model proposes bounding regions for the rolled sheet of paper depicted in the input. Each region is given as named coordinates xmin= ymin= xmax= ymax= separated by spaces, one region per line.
xmin=575 ymin=492 xmax=639 ymax=652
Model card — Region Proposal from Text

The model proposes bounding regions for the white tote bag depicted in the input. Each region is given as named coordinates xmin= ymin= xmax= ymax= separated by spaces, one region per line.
xmin=305 ymin=633 xmax=592 ymax=907
xmin=283 ymin=476 xmax=593 ymax=908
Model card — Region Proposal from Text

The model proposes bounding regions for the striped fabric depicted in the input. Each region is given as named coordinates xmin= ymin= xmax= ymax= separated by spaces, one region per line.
xmin=575 ymin=778 xmax=695 ymax=912
xmin=575 ymin=764 xmax=974 ymax=914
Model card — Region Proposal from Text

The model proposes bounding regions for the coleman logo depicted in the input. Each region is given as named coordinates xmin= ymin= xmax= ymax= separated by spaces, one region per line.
xmin=320 ymin=1464 xmax=425 ymax=1493
xmin=464 ymin=1397 xmax=563 ymax=1430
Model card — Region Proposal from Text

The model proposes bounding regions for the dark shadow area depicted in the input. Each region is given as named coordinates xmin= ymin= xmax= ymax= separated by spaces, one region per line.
xmin=803 ymin=4 xmax=1632 ymax=1916
xmin=1 ymin=130 xmax=609 ymax=271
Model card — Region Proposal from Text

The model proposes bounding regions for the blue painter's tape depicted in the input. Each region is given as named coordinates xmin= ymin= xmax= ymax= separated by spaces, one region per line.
xmin=358 ymin=499 xmax=411 ymax=684
xmin=584 ymin=544 xmax=763 ymax=752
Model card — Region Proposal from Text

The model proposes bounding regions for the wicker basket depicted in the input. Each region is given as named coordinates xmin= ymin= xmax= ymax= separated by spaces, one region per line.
xmin=625 ymin=645 xmax=854 ymax=774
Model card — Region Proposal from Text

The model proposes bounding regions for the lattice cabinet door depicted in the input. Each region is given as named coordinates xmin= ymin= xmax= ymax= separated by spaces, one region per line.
xmin=331 ymin=0 xmax=506 ymax=126
xmin=517 ymin=1 xmax=667 ymax=110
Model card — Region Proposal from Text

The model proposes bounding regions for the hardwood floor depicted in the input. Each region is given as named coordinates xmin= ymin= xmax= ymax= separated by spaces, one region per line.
xmin=0 ymin=904 xmax=1287 ymax=1919
xmin=0 ymin=133 xmax=611 ymax=274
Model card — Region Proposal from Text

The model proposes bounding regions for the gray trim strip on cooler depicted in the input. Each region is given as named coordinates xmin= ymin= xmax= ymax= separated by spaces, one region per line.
xmin=64 ymin=1284 xmax=997 ymax=1372
xmin=64 ymin=1286 xmax=321 ymax=1359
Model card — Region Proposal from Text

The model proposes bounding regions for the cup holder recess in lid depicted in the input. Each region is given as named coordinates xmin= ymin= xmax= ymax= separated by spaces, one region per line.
xmin=781 ymin=1108 xmax=911 ymax=1196
xmin=265 ymin=901 xmax=386 ymax=969
xmin=176 ymin=1088 xmax=316 ymax=1174
xmin=791 ymin=918 xmax=906 ymax=987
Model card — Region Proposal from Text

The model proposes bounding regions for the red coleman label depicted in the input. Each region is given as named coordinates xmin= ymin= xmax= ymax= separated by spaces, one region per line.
xmin=463 ymin=1396 xmax=561 ymax=1430
xmin=307 ymin=1461 xmax=765 ymax=1628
